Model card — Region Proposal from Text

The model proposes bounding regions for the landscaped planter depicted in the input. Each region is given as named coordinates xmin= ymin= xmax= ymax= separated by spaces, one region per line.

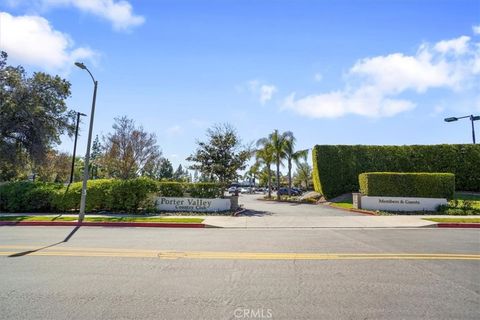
xmin=156 ymin=196 xmax=236 ymax=212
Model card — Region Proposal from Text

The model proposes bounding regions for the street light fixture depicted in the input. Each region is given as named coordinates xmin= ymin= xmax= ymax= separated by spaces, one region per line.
xmin=75 ymin=62 xmax=98 ymax=222
xmin=69 ymin=111 xmax=87 ymax=185
xmin=444 ymin=114 xmax=479 ymax=144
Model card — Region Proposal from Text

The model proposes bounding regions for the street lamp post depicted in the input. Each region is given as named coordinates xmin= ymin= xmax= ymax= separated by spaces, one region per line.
xmin=444 ymin=115 xmax=480 ymax=144
xmin=75 ymin=62 xmax=98 ymax=222
xmin=69 ymin=111 xmax=87 ymax=185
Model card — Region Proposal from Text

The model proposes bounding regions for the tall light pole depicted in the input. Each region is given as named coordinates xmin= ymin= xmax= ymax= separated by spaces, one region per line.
xmin=69 ymin=111 xmax=87 ymax=185
xmin=75 ymin=62 xmax=98 ymax=222
xmin=444 ymin=115 xmax=480 ymax=144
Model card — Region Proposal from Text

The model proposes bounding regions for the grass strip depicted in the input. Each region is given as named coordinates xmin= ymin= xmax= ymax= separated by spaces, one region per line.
xmin=0 ymin=215 xmax=204 ymax=223
xmin=424 ymin=218 xmax=480 ymax=223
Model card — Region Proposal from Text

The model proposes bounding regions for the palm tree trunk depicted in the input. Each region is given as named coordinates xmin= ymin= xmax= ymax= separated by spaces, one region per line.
xmin=288 ymin=158 xmax=292 ymax=196
xmin=276 ymin=159 xmax=280 ymax=200
xmin=267 ymin=166 xmax=272 ymax=198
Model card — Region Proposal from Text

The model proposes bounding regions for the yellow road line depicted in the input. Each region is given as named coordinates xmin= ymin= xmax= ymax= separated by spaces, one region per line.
xmin=0 ymin=247 xmax=478 ymax=260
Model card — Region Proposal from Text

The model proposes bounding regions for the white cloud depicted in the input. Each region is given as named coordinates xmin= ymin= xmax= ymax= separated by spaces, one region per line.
xmin=284 ymin=34 xmax=480 ymax=119
xmin=434 ymin=35 xmax=470 ymax=55
xmin=259 ymin=85 xmax=277 ymax=104
xmin=9 ymin=0 xmax=145 ymax=31
xmin=0 ymin=11 xmax=96 ymax=71
xmin=473 ymin=25 xmax=480 ymax=35
xmin=166 ymin=125 xmax=183 ymax=136
xmin=244 ymin=80 xmax=277 ymax=104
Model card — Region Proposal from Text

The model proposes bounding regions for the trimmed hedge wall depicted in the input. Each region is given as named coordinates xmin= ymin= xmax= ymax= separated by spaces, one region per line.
xmin=312 ymin=144 xmax=480 ymax=199
xmin=0 ymin=179 xmax=223 ymax=213
xmin=359 ymin=172 xmax=455 ymax=199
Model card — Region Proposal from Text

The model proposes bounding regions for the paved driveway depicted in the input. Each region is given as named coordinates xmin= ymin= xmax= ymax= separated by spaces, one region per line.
xmin=238 ymin=193 xmax=356 ymax=216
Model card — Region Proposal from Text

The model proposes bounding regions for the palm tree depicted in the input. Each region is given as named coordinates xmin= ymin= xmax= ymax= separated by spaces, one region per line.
xmin=255 ymin=143 xmax=274 ymax=198
xmin=258 ymin=130 xmax=291 ymax=199
xmin=284 ymin=134 xmax=308 ymax=195
xmin=245 ymin=162 xmax=260 ymax=186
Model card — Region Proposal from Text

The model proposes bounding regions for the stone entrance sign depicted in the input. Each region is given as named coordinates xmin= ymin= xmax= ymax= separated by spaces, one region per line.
xmin=157 ymin=197 xmax=231 ymax=212
xmin=360 ymin=196 xmax=447 ymax=212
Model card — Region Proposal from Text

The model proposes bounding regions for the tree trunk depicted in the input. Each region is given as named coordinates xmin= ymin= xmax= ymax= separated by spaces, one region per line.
xmin=288 ymin=158 xmax=292 ymax=196
xmin=276 ymin=159 xmax=280 ymax=200
xmin=267 ymin=166 xmax=272 ymax=198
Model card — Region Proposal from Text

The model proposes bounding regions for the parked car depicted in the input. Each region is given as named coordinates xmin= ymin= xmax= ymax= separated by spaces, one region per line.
xmin=239 ymin=187 xmax=251 ymax=194
xmin=277 ymin=187 xmax=302 ymax=196
xmin=228 ymin=186 xmax=239 ymax=194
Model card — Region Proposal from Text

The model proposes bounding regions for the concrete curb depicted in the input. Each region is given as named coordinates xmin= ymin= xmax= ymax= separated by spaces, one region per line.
xmin=322 ymin=203 xmax=378 ymax=216
xmin=437 ymin=223 xmax=480 ymax=228
xmin=0 ymin=221 xmax=206 ymax=228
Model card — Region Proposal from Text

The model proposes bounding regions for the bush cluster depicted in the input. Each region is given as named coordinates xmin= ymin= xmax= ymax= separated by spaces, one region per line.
xmin=359 ymin=172 xmax=455 ymax=199
xmin=0 ymin=182 xmax=62 ymax=212
xmin=0 ymin=179 xmax=223 ymax=213
xmin=312 ymin=144 xmax=480 ymax=199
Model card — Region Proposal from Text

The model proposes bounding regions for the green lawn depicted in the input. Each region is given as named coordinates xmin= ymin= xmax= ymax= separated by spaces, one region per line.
xmin=0 ymin=215 xmax=204 ymax=223
xmin=424 ymin=218 xmax=480 ymax=223
xmin=329 ymin=194 xmax=353 ymax=209
xmin=330 ymin=202 xmax=353 ymax=209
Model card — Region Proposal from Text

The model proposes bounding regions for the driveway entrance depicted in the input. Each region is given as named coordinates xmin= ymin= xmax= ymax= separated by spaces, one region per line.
xmin=238 ymin=194 xmax=356 ymax=216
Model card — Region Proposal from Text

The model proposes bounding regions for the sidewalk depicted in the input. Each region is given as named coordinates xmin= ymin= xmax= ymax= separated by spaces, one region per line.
xmin=203 ymin=215 xmax=476 ymax=228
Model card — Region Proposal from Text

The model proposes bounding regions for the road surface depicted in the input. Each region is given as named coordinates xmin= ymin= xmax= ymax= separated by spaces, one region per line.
xmin=238 ymin=193 xmax=355 ymax=216
xmin=0 ymin=226 xmax=478 ymax=319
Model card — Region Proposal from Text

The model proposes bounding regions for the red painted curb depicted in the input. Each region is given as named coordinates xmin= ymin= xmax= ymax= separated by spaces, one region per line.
xmin=437 ymin=223 xmax=480 ymax=228
xmin=0 ymin=221 xmax=205 ymax=228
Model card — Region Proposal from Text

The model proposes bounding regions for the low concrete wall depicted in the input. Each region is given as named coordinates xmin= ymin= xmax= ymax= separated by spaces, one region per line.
xmin=360 ymin=195 xmax=447 ymax=212
xmin=156 ymin=196 xmax=232 ymax=212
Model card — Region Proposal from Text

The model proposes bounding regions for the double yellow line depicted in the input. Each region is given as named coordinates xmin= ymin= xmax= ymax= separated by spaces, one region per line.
xmin=0 ymin=245 xmax=478 ymax=260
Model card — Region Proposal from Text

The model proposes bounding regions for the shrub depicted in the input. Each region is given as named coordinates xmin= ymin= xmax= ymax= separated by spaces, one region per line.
xmin=0 ymin=181 xmax=62 ymax=212
xmin=0 ymin=179 xmax=224 ymax=213
xmin=110 ymin=178 xmax=158 ymax=212
xmin=157 ymin=182 xmax=185 ymax=197
xmin=359 ymin=172 xmax=455 ymax=199
xmin=1 ymin=178 xmax=158 ymax=213
xmin=185 ymin=183 xmax=222 ymax=198
xmin=55 ymin=179 xmax=115 ymax=212
xmin=312 ymin=144 xmax=480 ymax=199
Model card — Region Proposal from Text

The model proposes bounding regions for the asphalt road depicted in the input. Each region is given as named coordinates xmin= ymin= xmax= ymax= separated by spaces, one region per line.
xmin=238 ymin=194 xmax=355 ymax=216
xmin=0 ymin=226 xmax=479 ymax=320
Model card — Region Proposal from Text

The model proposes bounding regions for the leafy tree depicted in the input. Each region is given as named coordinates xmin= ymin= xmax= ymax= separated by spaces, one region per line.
xmin=0 ymin=51 xmax=75 ymax=180
xmin=257 ymin=130 xmax=291 ymax=199
xmin=293 ymin=161 xmax=313 ymax=190
xmin=36 ymin=150 xmax=71 ymax=183
xmin=284 ymin=134 xmax=308 ymax=195
xmin=90 ymin=135 xmax=103 ymax=179
xmin=158 ymin=158 xmax=174 ymax=180
xmin=173 ymin=164 xmax=189 ymax=181
xmin=102 ymin=116 xmax=161 ymax=179
xmin=187 ymin=124 xmax=251 ymax=191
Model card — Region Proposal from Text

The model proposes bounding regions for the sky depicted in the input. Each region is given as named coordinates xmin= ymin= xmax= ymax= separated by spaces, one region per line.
xmin=1 ymin=0 xmax=479 ymax=172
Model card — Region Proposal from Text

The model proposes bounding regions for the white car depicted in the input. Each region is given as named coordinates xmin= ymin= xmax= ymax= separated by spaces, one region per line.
xmin=239 ymin=187 xmax=251 ymax=194
xmin=228 ymin=186 xmax=238 ymax=194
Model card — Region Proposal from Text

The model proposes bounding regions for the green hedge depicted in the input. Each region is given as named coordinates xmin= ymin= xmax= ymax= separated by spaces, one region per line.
xmin=157 ymin=182 xmax=184 ymax=197
xmin=157 ymin=182 xmax=222 ymax=198
xmin=312 ymin=144 xmax=480 ymax=199
xmin=0 ymin=179 xmax=224 ymax=213
xmin=1 ymin=178 xmax=158 ymax=213
xmin=185 ymin=183 xmax=222 ymax=198
xmin=359 ymin=172 xmax=455 ymax=199
xmin=0 ymin=182 xmax=62 ymax=212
